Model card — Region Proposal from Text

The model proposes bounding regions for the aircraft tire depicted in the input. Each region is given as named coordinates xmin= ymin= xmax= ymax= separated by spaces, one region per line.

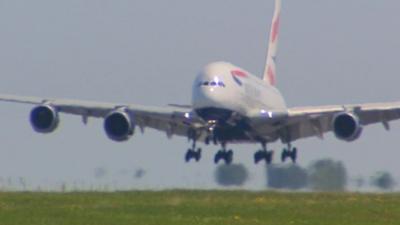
xmin=195 ymin=148 xmax=202 ymax=162
xmin=185 ymin=149 xmax=193 ymax=162
xmin=225 ymin=150 xmax=233 ymax=165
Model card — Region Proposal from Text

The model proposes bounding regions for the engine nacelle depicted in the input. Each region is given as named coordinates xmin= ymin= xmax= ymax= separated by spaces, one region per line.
xmin=332 ymin=112 xmax=363 ymax=142
xmin=104 ymin=110 xmax=134 ymax=142
xmin=30 ymin=105 xmax=59 ymax=133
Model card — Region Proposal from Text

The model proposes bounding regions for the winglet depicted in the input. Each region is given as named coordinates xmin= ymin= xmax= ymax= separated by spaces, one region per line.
xmin=263 ymin=0 xmax=281 ymax=86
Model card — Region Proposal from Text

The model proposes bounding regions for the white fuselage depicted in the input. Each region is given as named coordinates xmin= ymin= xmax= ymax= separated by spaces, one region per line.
xmin=192 ymin=62 xmax=287 ymax=119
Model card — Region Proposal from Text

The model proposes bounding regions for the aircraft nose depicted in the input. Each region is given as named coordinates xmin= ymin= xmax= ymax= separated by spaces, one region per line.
xmin=193 ymin=85 xmax=221 ymax=109
xmin=200 ymin=86 xmax=217 ymax=101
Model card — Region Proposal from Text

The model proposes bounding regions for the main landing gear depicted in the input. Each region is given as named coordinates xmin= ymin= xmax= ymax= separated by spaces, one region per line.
xmin=214 ymin=142 xmax=233 ymax=165
xmin=254 ymin=142 xmax=274 ymax=164
xmin=184 ymin=135 xmax=298 ymax=164
xmin=185 ymin=139 xmax=202 ymax=162
xmin=281 ymin=144 xmax=297 ymax=163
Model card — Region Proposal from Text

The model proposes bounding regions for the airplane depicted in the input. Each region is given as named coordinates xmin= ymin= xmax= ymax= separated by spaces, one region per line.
xmin=1 ymin=0 xmax=400 ymax=165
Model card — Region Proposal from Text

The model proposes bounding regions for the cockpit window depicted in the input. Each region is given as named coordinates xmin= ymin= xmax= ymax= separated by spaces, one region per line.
xmin=198 ymin=79 xmax=225 ymax=88
xmin=232 ymin=75 xmax=243 ymax=86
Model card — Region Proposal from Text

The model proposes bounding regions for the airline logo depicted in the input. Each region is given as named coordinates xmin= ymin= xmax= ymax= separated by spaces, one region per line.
xmin=271 ymin=15 xmax=280 ymax=43
xmin=267 ymin=65 xmax=276 ymax=86
xmin=263 ymin=0 xmax=281 ymax=86
xmin=231 ymin=70 xmax=248 ymax=78
xmin=231 ymin=70 xmax=248 ymax=86
xmin=266 ymin=13 xmax=279 ymax=86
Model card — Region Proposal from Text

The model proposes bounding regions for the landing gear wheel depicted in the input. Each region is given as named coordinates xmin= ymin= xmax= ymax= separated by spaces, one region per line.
xmin=281 ymin=146 xmax=298 ymax=163
xmin=185 ymin=149 xmax=193 ymax=162
xmin=225 ymin=150 xmax=233 ymax=165
xmin=195 ymin=148 xmax=202 ymax=162
xmin=255 ymin=141 xmax=274 ymax=165
xmin=185 ymin=132 xmax=203 ymax=163
xmin=214 ymin=149 xmax=234 ymax=165
xmin=214 ymin=150 xmax=222 ymax=164
xmin=254 ymin=151 xmax=263 ymax=164
xmin=185 ymin=148 xmax=202 ymax=163
xmin=291 ymin=147 xmax=297 ymax=163
xmin=281 ymin=148 xmax=288 ymax=162
xmin=254 ymin=150 xmax=273 ymax=164
xmin=266 ymin=151 xmax=274 ymax=164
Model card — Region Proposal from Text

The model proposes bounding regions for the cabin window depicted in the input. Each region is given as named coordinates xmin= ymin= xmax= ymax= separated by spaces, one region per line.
xmin=198 ymin=80 xmax=225 ymax=88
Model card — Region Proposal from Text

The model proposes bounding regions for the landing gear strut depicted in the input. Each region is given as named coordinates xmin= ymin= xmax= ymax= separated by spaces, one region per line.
xmin=214 ymin=142 xmax=233 ymax=165
xmin=205 ymin=121 xmax=219 ymax=146
xmin=281 ymin=143 xmax=297 ymax=163
xmin=205 ymin=135 xmax=218 ymax=146
xmin=185 ymin=136 xmax=202 ymax=163
xmin=254 ymin=142 xmax=274 ymax=164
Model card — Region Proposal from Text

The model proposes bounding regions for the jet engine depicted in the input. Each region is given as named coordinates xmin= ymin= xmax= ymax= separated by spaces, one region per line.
xmin=30 ymin=105 xmax=59 ymax=133
xmin=332 ymin=112 xmax=362 ymax=142
xmin=104 ymin=110 xmax=134 ymax=142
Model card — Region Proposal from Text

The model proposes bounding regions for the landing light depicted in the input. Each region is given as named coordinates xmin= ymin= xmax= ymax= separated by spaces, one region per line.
xmin=260 ymin=110 xmax=273 ymax=118
xmin=184 ymin=112 xmax=191 ymax=119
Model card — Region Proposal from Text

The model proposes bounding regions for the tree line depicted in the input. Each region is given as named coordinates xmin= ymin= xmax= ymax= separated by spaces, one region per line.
xmin=214 ymin=159 xmax=396 ymax=191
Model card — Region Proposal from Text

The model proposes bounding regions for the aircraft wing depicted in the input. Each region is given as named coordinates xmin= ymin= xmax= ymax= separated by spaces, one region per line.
xmin=280 ymin=102 xmax=400 ymax=142
xmin=0 ymin=94 xmax=205 ymax=139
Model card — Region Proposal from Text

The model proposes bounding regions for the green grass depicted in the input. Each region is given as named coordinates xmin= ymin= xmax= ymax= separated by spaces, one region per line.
xmin=0 ymin=191 xmax=399 ymax=225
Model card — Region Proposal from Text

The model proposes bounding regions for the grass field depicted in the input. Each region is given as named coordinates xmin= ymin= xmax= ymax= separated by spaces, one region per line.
xmin=0 ymin=191 xmax=399 ymax=225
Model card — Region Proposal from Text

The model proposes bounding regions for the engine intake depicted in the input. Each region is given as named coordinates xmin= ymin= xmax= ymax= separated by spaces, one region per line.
xmin=332 ymin=112 xmax=362 ymax=142
xmin=30 ymin=105 xmax=59 ymax=133
xmin=104 ymin=110 xmax=134 ymax=142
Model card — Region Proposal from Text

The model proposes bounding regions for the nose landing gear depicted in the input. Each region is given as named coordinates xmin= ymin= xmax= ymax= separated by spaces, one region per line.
xmin=205 ymin=120 xmax=219 ymax=146
xmin=254 ymin=142 xmax=274 ymax=164
xmin=281 ymin=144 xmax=297 ymax=163
xmin=185 ymin=147 xmax=202 ymax=162
xmin=185 ymin=132 xmax=202 ymax=163
xmin=214 ymin=142 xmax=233 ymax=165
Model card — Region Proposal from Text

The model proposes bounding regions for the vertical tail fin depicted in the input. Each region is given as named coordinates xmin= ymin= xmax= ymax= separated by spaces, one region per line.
xmin=263 ymin=0 xmax=281 ymax=86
